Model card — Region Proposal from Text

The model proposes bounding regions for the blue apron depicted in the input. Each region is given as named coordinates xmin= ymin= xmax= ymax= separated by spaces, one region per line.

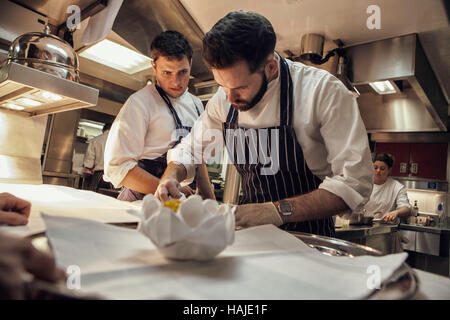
xmin=118 ymin=85 xmax=201 ymax=201
xmin=222 ymin=56 xmax=335 ymax=237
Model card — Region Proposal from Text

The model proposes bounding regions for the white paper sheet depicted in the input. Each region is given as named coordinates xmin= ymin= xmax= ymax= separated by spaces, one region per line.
xmin=43 ymin=214 xmax=408 ymax=300
xmin=0 ymin=183 xmax=141 ymax=237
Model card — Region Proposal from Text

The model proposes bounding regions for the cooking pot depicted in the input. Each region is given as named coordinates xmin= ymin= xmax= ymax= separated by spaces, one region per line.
xmin=349 ymin=214 xmax=374 ymax=226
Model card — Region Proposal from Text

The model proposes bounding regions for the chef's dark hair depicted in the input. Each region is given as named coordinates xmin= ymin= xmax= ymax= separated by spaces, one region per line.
xmin=373 ymin=153 xmax=394 ymax=168
xmin=150 ymin=31 xmax=193 ymax=62
xmin=202 ymin=11 xmax=276 ymax=73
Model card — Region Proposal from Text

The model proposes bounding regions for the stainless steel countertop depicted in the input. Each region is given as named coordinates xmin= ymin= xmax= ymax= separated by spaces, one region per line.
xmin=398 ymin=223 xmax=450 ymax=235
xmin=335 ymin=222 xmax=398 ymax=237
xmin=335 ymin=222 xmax=450 ymax=236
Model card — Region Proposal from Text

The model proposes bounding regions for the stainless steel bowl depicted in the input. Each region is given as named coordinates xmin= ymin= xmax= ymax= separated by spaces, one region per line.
xmin=290 ymin=232 xmax=419 ymax=300
xmin=7 ymin=32 xmax=79 ymax=82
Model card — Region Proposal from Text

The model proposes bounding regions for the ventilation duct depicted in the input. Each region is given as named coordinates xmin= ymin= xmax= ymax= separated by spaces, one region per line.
xmin=346 ymin=34 xmax=448 ymax=132
xmin=299 ymin=33 xmax=325 ymax=61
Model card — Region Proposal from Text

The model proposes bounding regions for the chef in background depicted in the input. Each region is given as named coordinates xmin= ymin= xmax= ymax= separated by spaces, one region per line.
xmin=103 ymin=31 xmax=215 ymax=201
xmin=364 ymin=153 xmax=412 ymax=223
xmin=83 ymin=122 xmax=112 ymax=192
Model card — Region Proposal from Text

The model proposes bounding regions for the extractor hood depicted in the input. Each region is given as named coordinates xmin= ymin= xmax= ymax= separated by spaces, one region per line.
xmin=346 ymin=34 xmax=448 ymax=132
xmin=0 ymin=31 xmax=99 ymax=118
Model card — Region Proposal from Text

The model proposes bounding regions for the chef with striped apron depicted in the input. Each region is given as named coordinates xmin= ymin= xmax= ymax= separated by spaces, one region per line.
xmin=155 ymin=12 xmax=373 ymax=236
xmin=117 ymin=84 xmax=201 ymax=201
xmin=223 ymin=56 xmax=335 ymax=237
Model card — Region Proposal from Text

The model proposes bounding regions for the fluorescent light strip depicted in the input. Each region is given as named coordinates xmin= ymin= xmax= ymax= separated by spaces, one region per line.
xmin=80 ymin=39 xmax=152 ymax=74
xmin=32 ymin=90 xmax=63 ymax=102
xmin=15 ymin=97 xmax=42 ymax=107
xmin=2 ymin=103 xmax=24 ymax=110
xmin=369 ymin=81 xmax=397 ymax=95
xmin=79 ymin=121 xmax=104 ymax=130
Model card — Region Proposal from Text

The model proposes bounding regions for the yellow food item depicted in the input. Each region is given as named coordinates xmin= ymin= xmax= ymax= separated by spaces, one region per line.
xmin=163 ymin=199 xmax=181 ymax=213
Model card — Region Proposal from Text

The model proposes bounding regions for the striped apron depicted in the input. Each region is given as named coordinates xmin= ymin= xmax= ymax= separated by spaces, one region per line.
xmin=118 ymin=85 xmax=201 ymax=201
xmin=222 ymin=56 xmax=335 ymax=237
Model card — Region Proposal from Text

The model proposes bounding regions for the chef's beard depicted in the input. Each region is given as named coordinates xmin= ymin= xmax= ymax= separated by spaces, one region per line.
xmin=233 ymin=72 xmax=268 ymax=112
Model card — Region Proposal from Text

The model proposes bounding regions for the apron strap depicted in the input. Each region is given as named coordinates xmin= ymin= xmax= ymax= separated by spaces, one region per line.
xmin=225 ymin=104 xmax=238 ymax=124
xmin=278 ymin=54 xmax=294 ymax=126
xmin=190 ymin=96 xmax=202 ymax=117
xmin=155 ymin=84 xmax=184 ymax=128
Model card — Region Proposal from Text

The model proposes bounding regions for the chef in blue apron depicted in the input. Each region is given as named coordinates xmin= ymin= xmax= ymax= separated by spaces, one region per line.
xmin=155 ymin=12 xmax=373 ymax=237
xmin=103 ymin=31 xmax=215 ymax=201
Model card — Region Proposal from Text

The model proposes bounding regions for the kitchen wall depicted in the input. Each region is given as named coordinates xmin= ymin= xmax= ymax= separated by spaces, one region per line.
xmin=405 ymin=142 xmax=449 ymax=223
xmin=406 ymin=189 xmax=446 ymax=215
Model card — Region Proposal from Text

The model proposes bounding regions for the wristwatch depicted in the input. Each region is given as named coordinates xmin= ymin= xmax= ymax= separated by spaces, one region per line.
xmin=277 ymin=200 xmax=292 ymax=224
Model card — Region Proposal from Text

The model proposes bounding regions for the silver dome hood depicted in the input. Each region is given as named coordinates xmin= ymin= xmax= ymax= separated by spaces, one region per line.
xmin=0 ymin=28 xmax=98 ymax=118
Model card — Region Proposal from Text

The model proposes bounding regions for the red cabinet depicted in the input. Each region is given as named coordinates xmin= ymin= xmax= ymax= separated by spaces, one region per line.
xmin=375 ymin=143 xmax=447 ymax=180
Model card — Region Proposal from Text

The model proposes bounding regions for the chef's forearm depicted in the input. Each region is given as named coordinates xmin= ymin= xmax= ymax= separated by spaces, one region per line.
xmin=392 ymin=206 xmax=411 ymax=218
xmin=161 ymin=162 xmax=188 ymax=183
xmin=277 ymin=189 xmax=349 ymax=222
xmin=120 ymin=166 xmax=160 ymax=194
xmin=196 ymin=163 xmax=216 ymax=200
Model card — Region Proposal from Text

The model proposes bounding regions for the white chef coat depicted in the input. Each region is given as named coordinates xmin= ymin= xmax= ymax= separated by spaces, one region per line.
xmin=104 ymin=84 xmax=204 ymax=188
xmin=364 ymin=177 xmax=412 ymax=217
xmin=168 ymin=54 xmax=373 ymax=211
xmin=83 ymin=130 xmax=109 ymax=171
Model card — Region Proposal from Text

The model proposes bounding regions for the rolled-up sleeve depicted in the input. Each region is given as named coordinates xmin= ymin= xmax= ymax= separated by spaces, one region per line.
xmin=395 ymin=185 xmax=411 ymax=209
xmin=315 ymin=76 xmax=374 ymax=211
xmin=103 ymin=96 xmax=148 ymax=188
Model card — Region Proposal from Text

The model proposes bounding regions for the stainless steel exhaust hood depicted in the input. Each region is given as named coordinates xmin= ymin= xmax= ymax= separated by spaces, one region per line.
xmin=346 ymin=34 xmax=448 ymax=132
xmin=0 ymin=30 xmax=99 ymax=118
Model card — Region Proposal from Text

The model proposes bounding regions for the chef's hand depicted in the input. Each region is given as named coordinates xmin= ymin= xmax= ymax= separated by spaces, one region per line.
xmin=381 ymin=211 xmax=398 ymax=222
xmin=235 ymin=202 xmax=283 ymax=228
xmin=155 ymin=178 xmax=183 ymax=202
xmin=83 ymin=167 xmax=94 ymax=175
xmin=0 ymin=193 xmax=31 ymax=226
xmin=0 ymin=233 xmax=66 ymax=299
xmin=180 ymin=185 xmax=195 ymax=197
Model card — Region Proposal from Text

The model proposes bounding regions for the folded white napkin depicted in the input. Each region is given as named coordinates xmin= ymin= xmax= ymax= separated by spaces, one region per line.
xmin=140 ymin=194 xmax=235 ymax=261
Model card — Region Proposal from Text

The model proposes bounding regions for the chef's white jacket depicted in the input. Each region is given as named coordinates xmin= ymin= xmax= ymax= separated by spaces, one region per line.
xmin=104 ymin=84 xmax=204 ymax=188
xmin=364 ymin=177 xmax=412 ymax=216
xmin=83 ymin=130 xmax=109 ymax=171
xmin=168 ymin=55 xmax=374 ymax=211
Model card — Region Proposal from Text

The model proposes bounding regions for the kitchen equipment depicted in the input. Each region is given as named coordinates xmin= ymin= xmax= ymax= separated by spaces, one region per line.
xmin=408 ymin=216 xmax=417 ymax=224
xmin=291 ymin=232 xmax=419 ymax=299
xmin=372 ymin=218 xmax=399 ymax=225
xmin=412 ymin=200 xmax=419 ymax=217
xmin=0 ymin=27 xmax=98 ymax=117
xmin=348 ymin=209 xmax=374 ymax=225
xmin=350 ymin=214 xmax=374 ymax=226
xmin=299 ymin=33 xmax=324 ymax=61
xmin=6 ymin=28 xmax=79 ymax=81
xmin=416 ymin=216 xmax=431 ymax=226
xmin=437 ymin=202 xmax=446 ymax=227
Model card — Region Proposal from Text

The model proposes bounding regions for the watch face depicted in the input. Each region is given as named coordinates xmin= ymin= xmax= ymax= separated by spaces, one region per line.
xmin=279 ymin=200 xmax=292 ymax=214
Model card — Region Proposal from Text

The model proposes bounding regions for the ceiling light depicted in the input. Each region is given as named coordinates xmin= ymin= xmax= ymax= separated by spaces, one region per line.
xmin=15 ymin=97 xmax=42 ymax=107
xmin=0 ymin=62 xmax=98 ymax=117
xmin=32 ymin=90 xmax=63 ymax=102
xmin=79 ymin=39 xmax=152 ymax=74
xmin=2 ymin=102 xmax=25 ymax=110
xmin=369 ymin=80 xmax=397 ymax=95
xmin=79 ymin=121 xmax=104 ymax=130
